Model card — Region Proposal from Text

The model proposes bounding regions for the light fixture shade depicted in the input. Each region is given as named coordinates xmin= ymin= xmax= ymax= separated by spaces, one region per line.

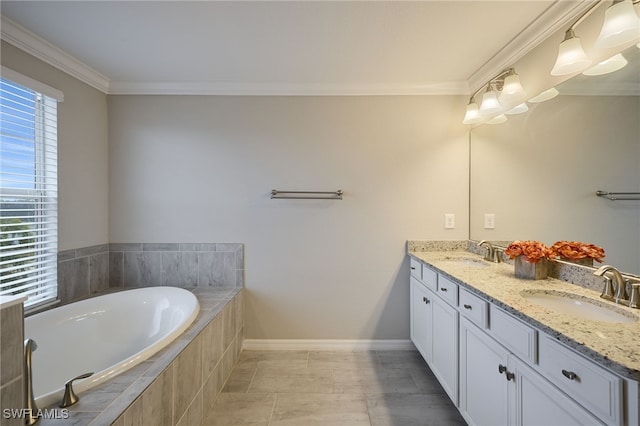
xmin=479 ymin=89 xmax=501 ymax=115
xmin=462 ymin=102 xmax=483 ymax=125
xmin=505 ymin=103 xmax=529 ymax=115
xmin=486 ymin=114 xmax=507 ymax=125
xmin=498 ymin=73 xmax=527 ymax=105
xmin=528 ymin=87 xmax=559 ymax=103
xmin=583 ymin=53 xmax=628 ymax=76
xmin=551 ymin=35 xmax=592 ymax=76
xmin=595 ymin=0 xmax=640 ymax=49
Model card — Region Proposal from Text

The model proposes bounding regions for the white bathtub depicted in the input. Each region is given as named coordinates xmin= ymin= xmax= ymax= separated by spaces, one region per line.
xmin=24 ymin=287 xmax=199 ymax=408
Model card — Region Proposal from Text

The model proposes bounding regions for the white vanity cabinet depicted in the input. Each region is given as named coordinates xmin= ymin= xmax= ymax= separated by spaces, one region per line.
xmin=410 ymin=276 xmax=433 ymax=363
xmin=460 ymin=317 xmax=604 ymax=426
xmin=409 ymin=255 xmax=636 ymax=426
xmin=460 ymin=316 xmax=510 ymax=426
xmin=409 ymin=268 xmax=459 ymax=404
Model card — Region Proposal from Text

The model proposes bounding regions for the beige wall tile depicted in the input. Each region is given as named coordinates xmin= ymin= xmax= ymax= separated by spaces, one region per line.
xmin=174 ymin=334 xmax=202 ymax=421
xmin=1 ymin=304 xmax=24 ymax=385
xmin=123 ymin=397 xmax=143 ymax=426
xmin=176 ymin=392 xmax=202 ymax=426
xmin=142 ymin=365 xmax=173 ymax=426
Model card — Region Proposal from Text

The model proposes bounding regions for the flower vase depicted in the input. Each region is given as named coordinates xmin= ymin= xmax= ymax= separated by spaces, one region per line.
xmin=514 ymin=256 xmax=548 ymax=280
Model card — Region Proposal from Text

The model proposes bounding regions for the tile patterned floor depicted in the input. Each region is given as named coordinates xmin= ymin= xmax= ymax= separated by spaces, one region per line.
xmin=203 ymin=350 xmax=466 ymax=426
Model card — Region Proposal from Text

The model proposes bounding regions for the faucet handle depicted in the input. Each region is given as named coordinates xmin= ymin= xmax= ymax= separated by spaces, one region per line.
xmin=60 ymin=372 xmax=94 ymax=408
xmin=600 ymin=276 xmax=615 ymax=301
xmin=493 ymin=247 xmax=503 ymax=263
xmin=629 ymin=282 xmax=640 ymax=309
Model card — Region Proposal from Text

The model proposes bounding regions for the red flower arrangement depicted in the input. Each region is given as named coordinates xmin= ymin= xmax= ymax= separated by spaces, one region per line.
xmin=504 ymin=240 xmax=555 ymax=264
xmin=550 ymin=241 xmax=605 ymax=263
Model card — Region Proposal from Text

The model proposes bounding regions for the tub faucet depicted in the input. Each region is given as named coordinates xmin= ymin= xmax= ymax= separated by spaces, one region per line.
xmin=24 ymin=338 xmax=38 ymax=426
xmin=60 ymin=372 xmax=93 ymax=408
xmin=594 ymin=265 xmax=628 ymax=304
xmin=478 ymin=240 xmax=500 ymax=263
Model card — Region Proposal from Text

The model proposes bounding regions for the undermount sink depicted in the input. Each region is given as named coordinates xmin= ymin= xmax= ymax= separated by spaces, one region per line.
xmin=441 ymin=256 xmax=489 ymax=268
xmin=521 ymin=291 xmax=638 ymax=324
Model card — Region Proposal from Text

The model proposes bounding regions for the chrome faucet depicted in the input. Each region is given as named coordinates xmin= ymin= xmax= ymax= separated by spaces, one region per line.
xmin=24 ymin=338 xmax=38 ymax=426
xmin=478 ymin=240 xmax=500 ymax=263
xmin=594 ymin=265 xmax=629 ymax=304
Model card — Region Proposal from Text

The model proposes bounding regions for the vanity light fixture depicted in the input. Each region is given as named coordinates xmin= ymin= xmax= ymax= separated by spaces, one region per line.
xmin=551 ymin=28 xmax=592 ymax=75
xmin=551 ymin=0 xmax=640 ymax=76
xmin=462 ymin=68 xmax=526 ymax=125
xmin=583 ymin=52 xmax=629 ymax=75
xmin=498 ymin=69 xmax=528 ymax=105
xmin=595 ymin=0 xmax=640 ymax=49
xmin=462 ymin=100 xmax=483 ymax=125
xmin=528 ymin=87 xmax=559 ymax=103
xmin=479 ymin=84 xmax=502 ymax=116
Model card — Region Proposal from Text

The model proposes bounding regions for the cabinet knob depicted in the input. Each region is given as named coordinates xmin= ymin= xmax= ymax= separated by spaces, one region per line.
xmin=440 ymin=287 xmax=448 ymax=292
xmin=561 ymin=369 xmax=577 ymax=380
xmin=505 ymin=372 xmax=515 ymax=381
xmin=411 ymin=267 xmax=416 ymax=270
xmin=422 ymin=296 xmax=430 ymax=304
xmin=498 ymin=364 xmax=507 ymax=374
xmin=463 ymin=304 xmax=472 ymax=310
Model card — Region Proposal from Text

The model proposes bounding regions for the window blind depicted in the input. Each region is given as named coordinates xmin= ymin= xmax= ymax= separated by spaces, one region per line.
xmin=1 ymin=74 xmax=60 ymax=308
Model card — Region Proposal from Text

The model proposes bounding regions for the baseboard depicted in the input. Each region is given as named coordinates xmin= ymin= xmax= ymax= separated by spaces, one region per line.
xmin=242 ymin=339 xmax=415 ymax=351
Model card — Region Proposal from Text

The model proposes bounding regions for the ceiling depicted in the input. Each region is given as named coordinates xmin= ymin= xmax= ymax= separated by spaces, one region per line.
xmin=0 ymin=1 xmax=589 ymax=95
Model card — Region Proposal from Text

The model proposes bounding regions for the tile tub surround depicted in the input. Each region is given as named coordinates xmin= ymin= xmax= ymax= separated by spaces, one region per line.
xmin=408 ymin=249 xmax=640 ymax=380
xmin=56 ymin=242 xmax=244 ymax=309
xmin=36 ymin=287 xmax=243 ymax=426
xmin=109 ymin=243 xmax=244 ymax=289
xmin=58 ymin=244 xmax=110 ymax=305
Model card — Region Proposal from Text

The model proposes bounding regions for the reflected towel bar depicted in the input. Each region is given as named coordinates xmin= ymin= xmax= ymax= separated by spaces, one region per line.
xmin=271 ymin=189 xmax=343 ymax=200
xmin=596 ymin=191 xmax=640 ymax=201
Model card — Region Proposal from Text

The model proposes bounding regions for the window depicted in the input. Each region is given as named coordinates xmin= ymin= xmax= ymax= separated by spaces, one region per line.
xmin=1 ymin=68 xmax=62 ymax=309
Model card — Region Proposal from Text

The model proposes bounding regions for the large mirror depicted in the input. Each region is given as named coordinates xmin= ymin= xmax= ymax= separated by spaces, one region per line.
xmin=470 ymin=44 xmax=640 ymax=275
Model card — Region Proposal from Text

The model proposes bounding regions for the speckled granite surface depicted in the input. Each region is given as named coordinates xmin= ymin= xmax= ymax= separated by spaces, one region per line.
xmin=408 ymin=250 xmax=640 ymax=381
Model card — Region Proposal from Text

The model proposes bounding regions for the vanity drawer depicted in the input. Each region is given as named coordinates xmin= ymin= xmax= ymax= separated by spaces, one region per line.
xmin=538 ymin=335 xmax=622 ymax=425
xmin=489 ymin=305 xmax=536 ymax=364
xmin=436 ymin=275 xmax=458 ymax=307
xmin=459 ymin=287 xmax=488 ymax=329
xmin=410 ymin=257 xmax=422 ymax=280
xmin=421 ymin=265 xmax=438 ymax=292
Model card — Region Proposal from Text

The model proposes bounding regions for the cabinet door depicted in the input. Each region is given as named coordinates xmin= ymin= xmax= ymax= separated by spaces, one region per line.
xmin=432 ymin=295 xmax=459 ymax=405
xmin=410 ymin=277 xmax=433 ymax=363
xmin=459 ymin=317 xmax=510 ymax=426
xmin=509 ymin=356 xmax=604 ymax=426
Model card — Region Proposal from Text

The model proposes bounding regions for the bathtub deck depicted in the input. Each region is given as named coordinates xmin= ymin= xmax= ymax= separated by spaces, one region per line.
xmin=37 ymin=286 xmax=242 ymax=426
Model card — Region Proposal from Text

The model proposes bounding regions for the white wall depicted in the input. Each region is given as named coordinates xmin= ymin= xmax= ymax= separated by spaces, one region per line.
xmin=0 ymin=41 xmax=109 ymax=251
xmin=108 ymin=95 xmax=469 ymax=339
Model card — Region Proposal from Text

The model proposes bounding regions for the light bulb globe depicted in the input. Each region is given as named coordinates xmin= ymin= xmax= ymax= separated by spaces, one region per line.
xmin=595 ymin=0 xmax=640 ymax=49
xmin=551 ymin=36 xmax=592 ymax=76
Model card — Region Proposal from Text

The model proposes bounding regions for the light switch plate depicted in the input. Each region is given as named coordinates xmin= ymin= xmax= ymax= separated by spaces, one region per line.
xmin=445 ymin=213 xmax=455 ymax=229
xmin=484 ymin=213 xmax=495 ymax=229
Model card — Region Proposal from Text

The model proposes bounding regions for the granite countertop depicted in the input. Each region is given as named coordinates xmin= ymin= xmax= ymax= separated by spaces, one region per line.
xmin=408 ymin=250 xmax=640 ymax=381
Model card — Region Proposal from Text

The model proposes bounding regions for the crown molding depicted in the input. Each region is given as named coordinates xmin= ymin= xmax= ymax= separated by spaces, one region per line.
xmin=108 ymin=81 xmax=470 ymax=96
xmin=467 ymin=0 xmax=599 ymax=93
xmin=0 ymin=15 xmax=110 ymax=93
